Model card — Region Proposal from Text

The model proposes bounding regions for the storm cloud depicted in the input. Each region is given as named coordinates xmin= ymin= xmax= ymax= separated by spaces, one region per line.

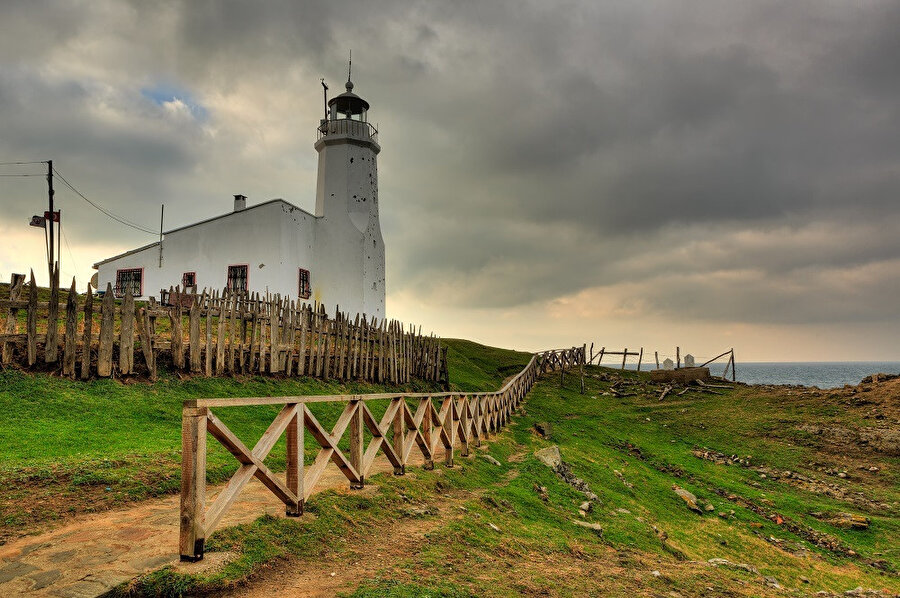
xmin=1 ymin=0 xmax=898 ymax=359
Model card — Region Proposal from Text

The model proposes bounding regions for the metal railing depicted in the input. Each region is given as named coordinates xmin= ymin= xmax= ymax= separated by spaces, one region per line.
xmin=317 ymin=118 xmax=378 ymax=143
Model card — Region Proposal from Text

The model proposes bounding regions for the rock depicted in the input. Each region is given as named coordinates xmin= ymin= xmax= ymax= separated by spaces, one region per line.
xmin=616 ymin=507 xmax=631 ymax=514
xmin=534 ymin=446 xmax=562 ymax=469
xmin=481 ymin=454 xmax=502 ymax=467
xmin=579 ymin=501 xmax=593 ymax=513
xmin=707 ymin=558 xmax=758 ymax=574
xmin=763 ymin=575 xmax=781 ymax=589
xmin=534 ymin=422 xmax=553 ymax=439
xmin=800 ymin=576 xmax=810 ymax=584
xmin=829 ymin=513 xmax=870 ymax=530
xmin=573 ymin=520 xmax=603 ymax=535
xmin=651 ymin=570 xmax=661 ymax=577
xmin=705 ymin=504 xmax=715 ymax=512
xmin=672 ymin=485 xmax=703 ymax=514
xmin=837 ymin=472 xmax=847 ymax=479
xmin=533 ymin=484 xmax=549 ymax=501
xmin=488 ymin=522 xmax=501 ymax=532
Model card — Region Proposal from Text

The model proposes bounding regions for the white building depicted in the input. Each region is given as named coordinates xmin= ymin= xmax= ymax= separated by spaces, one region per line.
xmin=93 ymin=77 xmax=385 ymax=319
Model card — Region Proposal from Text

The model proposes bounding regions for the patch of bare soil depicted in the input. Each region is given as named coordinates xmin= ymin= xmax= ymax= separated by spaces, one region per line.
xmin=224 ymin=503 xmax=453 ymax=598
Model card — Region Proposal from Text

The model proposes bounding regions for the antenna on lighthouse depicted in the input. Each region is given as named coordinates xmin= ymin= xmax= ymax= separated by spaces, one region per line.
xmin=320 ymin=78 xmax=329 ymax=120
xmin=347 ymin=50 xmax=352 ymax=82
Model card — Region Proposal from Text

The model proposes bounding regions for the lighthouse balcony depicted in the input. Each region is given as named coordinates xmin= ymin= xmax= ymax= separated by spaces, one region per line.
xmin=317 ymin=118 xmax=378 ymax=143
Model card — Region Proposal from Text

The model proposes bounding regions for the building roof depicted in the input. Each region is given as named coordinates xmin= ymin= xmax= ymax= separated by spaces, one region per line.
xmin=92 ymin=198 xmax=317 ymax=268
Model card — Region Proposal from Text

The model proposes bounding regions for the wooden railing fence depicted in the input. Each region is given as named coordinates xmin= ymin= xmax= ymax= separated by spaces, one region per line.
xmin=179 ymin=345 xmax=586 ymax=561
xmin=0 ymin=270 xmax=447 ymax=385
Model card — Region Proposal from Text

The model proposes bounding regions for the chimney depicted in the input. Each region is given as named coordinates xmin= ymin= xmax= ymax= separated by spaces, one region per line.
xmin=233 ymin=194 xmax=246 ymax=212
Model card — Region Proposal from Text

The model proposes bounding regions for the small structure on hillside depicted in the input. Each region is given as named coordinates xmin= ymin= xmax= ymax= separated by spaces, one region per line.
xmin=93 ymin=71 xmax=385 ymax=319
xmin=663 ymin=358 xmax=674 ymax=370
xmin=684 ymin=354 xmax=695 ymax=367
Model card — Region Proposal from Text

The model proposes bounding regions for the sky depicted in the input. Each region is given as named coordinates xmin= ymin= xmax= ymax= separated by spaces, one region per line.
xmin=1 ymin=0 xmax=898 ymax=363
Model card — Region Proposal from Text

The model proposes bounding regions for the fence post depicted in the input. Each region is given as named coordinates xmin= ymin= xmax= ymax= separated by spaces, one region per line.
xmin=285 ymin=403 xmax=303 ymax=516
xmin=637 ymin=347 xmax=643 ymax=372
xmin=621 ymin=347 xmax=627 ymax=370
xmin=179 ymin=405 xmax=207 ymax=562
xmin=349 ymin=400 xmax=364 ymax=489
xmin=392 ymin=398 xmax=405 ymax=475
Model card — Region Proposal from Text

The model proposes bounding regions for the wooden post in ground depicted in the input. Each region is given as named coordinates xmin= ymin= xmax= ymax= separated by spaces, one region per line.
xmin=2 ymin=273 xmax=25 ymax=364
xmin=598 ymin=347 xmax=605 ymax=365
xmin=637 ymin=347 xmax=643 ymax=372
xmin=392 ymin=398 xmax=405 ymax=475
xmin=676 ymin=346 xmax=680 ymax=369
xmin=655 ymin=351 xmax=659 ymax=369
xmin=97 ymin=283 xmax=115 ymax=377
xmin=80 ymin=285 xmax=93 ymax=379
xmin=63 ymin=279 xmax=78 ymax=377
xmin=580 ymin=343 xmax=585 ymax=394
xmin=45 ymin=264 xmax=60 ymax=363
xmin=621 ymin=347 xmax=628 ymax=370
xmin=179 ymin=405 xmax=207 ymax=562
xmin=285 ymin=404 xmax=303 ymax=516
xmin=26 ymin=271 xmax=37 ymax=366
xmin=349 ymin=400 xmax=364 ymax=489
xmin=119 ymin=288 xmax=134 ymax=375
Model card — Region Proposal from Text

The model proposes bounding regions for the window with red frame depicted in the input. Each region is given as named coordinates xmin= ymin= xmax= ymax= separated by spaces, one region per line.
xmin=226 ymin=265 xmax=248 ymax=292
xmin=182 ymin=271 xmax=196 ymax=288
xmin=298 ymin=268 xmax=311 ymax=299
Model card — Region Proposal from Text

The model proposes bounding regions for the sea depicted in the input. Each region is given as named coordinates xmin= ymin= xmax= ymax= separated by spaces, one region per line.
xmin=625 ymin=361 xmax=900 ymax=389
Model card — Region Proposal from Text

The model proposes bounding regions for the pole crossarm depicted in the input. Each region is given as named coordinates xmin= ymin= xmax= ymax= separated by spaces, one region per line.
xmin=179 ymin=345 xmax=583 ymax=561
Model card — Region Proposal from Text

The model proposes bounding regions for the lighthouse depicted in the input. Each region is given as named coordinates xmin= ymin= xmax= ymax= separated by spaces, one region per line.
xmin=313 ymin=74 xmax=385 ymax=319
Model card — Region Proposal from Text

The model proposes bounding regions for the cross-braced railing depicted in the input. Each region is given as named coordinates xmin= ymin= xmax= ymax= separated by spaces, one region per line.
xmin=179 ymin=345 xmax=584 ymax=561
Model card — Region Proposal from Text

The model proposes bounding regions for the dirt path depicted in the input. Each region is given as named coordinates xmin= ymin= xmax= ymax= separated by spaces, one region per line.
xmin=226 ymin=504 xmax=452 ymax=598
xmin=0 ymin=455 xmax=412 ymax=597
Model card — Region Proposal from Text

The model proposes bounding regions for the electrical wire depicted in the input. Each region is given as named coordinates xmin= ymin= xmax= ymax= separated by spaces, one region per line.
xmin=0 ymin=173 xmax=45 ymax=177
xmin=52 ymin=167 xmax=158 ymax=235
xmin=0 ymin=160 xmax=46 ymax=165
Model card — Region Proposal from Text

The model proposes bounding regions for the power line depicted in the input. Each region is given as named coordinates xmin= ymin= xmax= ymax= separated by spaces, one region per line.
xmin=0 ymin=160 xmax=46 ymax=165
xmin=52 ymin=167 xmax=158 ymax=235
xmin=0 ymin=173 xmax=45 ymax=177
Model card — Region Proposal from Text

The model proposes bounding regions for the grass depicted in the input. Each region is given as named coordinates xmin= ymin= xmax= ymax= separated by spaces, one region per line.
xmin=4 ymin=338 xmax=899 ymax=596
xmin=0 ymin=338 xmax=530 ymax=540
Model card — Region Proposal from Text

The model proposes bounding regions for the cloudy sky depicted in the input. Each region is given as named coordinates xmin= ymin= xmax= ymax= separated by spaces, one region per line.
xmin=1 ymin=0 xmax=898 ymax=362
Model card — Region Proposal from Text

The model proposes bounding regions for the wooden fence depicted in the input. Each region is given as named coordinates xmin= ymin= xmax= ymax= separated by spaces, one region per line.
xmin=179 ymin=345 xmax=586 ymax=561
xmin=0 ymin=270 xmax=447 ymax=385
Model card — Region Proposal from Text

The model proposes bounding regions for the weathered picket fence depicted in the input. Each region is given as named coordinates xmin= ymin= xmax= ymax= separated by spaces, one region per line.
xmin=179 ymin=345 xmax=586 ymax=561
xmin=0 ymin=269 xmax=447 ymax=384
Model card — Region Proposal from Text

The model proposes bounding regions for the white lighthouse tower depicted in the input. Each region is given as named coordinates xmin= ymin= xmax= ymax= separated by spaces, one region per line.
xmin=313 ymin=73 xmax=385 ymax=319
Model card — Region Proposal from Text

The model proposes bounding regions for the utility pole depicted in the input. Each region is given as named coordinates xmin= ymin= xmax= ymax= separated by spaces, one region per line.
xmin=47 ymin=160 xmax=55 ymax=277
xmin=158 ymin=204 xmax=165 ymax=267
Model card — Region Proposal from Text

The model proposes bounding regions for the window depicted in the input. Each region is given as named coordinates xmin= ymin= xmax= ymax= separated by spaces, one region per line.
xmin=182 ymin=272 xmax=196 ymax=289
xmin=115 ymin=268 xmax=143 ymax=297
xmin=298 ymin=268 xmax=311 ymax=299
xmin=226 ymin=265 xmax=248 ymax=292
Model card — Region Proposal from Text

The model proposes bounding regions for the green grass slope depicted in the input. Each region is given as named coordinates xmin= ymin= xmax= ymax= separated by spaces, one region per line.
xmin=0 ymin=338 xmax=528 ymax=539
xmin=120 ymin=360 xmax=897 ymax=597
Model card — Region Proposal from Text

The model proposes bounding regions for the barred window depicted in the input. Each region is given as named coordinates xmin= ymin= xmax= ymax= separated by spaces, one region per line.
xmin=182 ymin=272 xmax=196 ymax=288
xmin=115 ymin=268 xmax=142 ymax=297
xmin=226 ymin=265 xmax=248 ymax=292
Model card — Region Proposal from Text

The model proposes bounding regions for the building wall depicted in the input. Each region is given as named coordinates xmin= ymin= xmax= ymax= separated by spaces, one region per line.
xmin=96 ymin=201 xmax=317 ymax=300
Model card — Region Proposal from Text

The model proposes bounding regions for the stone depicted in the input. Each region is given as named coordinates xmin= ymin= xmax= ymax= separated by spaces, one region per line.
xmin=0 ymin=560 xmax=38 ymax=583
xmin=672 ymin=485 xmax=702 ymax=514
xmin=705 ymin=504 xmax=715 ymax=512
xmin=830 ymin=513 xmax=870 ymax=530
xmin=707 ymin=558 xmax=757 ymax=574
xmin=663 ymin=358 xmax=674 ymax=370
xmin=488 ymin=523 xmax=501 ymax=532
xmin=53 ymin=580 xmax=109 ymax=598
xmin=684 ymin=354 xmax=695 ymax=367
xmin=481 ymin=454 xmax=502 ymax=467
xmin=573 ymin=520 xmax=603 ymax=534
xmin=534 ymin=446 xmax=562 ymax=470
xmin=763 ymin=576 xmax=781 ymax=589
xmin=800 ymin=576 xmax=810 ymax=584
xmin=579 ymin=501 xmax=593 ymax=513
xmin=28 ymin=569 xmax=62 ymax=590
xmin=534 ymin=422 xmax=553 ymax=439
xmin=651 ymin=570 xmax=661 ymax=577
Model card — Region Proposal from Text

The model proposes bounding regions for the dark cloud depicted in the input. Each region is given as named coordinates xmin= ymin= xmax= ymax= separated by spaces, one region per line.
xmin=1 ymin=0 xmax=898 ymax=347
